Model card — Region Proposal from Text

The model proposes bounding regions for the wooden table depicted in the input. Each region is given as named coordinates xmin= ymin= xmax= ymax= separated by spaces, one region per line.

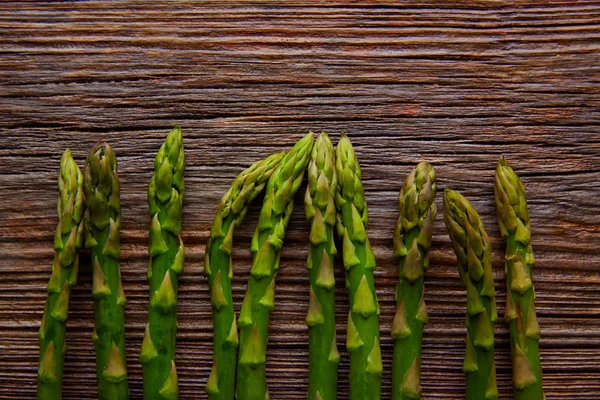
xmin=1 ymin=2 xmax=599 ymax=399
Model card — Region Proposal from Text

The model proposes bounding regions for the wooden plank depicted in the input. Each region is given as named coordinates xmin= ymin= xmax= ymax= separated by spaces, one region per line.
xmin=0 ymin=1 xmax=599 ymax=399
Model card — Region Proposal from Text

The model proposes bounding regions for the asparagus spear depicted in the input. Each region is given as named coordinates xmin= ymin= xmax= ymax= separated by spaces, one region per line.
xmin=391 ymin=162 xmax=437 ymax=400
xmin=334 ymin=134 xmax=382 ymax=400
xmin=304 ymin=133 xmax=339 ymax=400
xmin=84 ymin=143 xmax=129 ymax=400
xmin=235 ymin=132 xmax=313 ymax=400
xmin=443 ymin=189 xmax=498 ymax=400
xmin=141 ymin=127 xmax=185 ymax=400
xmin=37 ymin=150 xmax=85 ymax=400
xmin=494 ymin=158 xmax=544 ymax=399
xmin=205 ymin=151 xmax=285 ymax=400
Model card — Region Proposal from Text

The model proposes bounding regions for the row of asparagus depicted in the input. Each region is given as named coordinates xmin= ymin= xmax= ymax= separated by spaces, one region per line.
xmin=37 ymin=129 xmax=543 ymax=400
xmin=37 ymin=127 xmax=184 ymax=400
xmin=205 ymin=132 xmax=544 ymax=400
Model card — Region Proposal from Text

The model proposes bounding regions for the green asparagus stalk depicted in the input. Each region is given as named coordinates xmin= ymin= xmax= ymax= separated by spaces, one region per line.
xmin=334 ymin=134 xmax=382 ymax=400
xmin=141 ymin=127 xmax=185 ymax=400
xmin=235 ymin=132 xmax=313 ymax=400
xmin=494 ymin=158 xmax=544 ymax=399
xmin=37 ymin=150 xmax=85 ymax=400
xmin=84 ymin=143 xmax=129 ymax=400
xmin=443 ymin=189 xmax=498 ymax=400
xmin=391 ymin=162 xmax=437 ymax=400
xmin=305 ymin=133 xmax=339 ymax=400
xmin=205 ymin=151 xmax=285 ymax=400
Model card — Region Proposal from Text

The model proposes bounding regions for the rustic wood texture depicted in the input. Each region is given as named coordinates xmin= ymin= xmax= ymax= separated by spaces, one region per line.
xmin=1 ymin=1 xmax=599 ymax=399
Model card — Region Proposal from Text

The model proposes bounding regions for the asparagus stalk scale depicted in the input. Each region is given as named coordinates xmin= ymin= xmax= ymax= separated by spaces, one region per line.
xmin=205 ymin=151 xmax=285 ymax=400
xmin=84 ymin=143 xmax=129 ymax=400
xmin=235 ymin=132 xmax=313 ymax=400
xmin=391 ymin=162 xmax=437 ymax=400
xmin=495 ymin=158 xmax=544 ymax=399
xmin=142 ymin=127 xmax=185 ymax=400
xmin=334 ymin=135 xmax=382 ymax=400
xmin=37 ymin=150 xmax=85 ymax=400
xmin=443 ymin=189 xmax=498 ymax=400
xmin=304 ymin=133 xmax=339 ymax=400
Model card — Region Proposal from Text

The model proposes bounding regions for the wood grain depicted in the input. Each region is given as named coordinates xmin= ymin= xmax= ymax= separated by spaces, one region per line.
xmin=1 ymin=1 xmax=599 ymax=399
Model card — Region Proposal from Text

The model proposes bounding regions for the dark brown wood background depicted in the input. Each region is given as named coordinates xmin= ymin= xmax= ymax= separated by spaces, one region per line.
xmin=1 ymin=1 xmax=599 ymax=399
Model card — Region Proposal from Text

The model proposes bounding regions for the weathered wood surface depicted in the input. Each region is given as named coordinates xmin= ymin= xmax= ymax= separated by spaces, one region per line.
xmin=1 ymin=1 xmax=599 ymax=399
